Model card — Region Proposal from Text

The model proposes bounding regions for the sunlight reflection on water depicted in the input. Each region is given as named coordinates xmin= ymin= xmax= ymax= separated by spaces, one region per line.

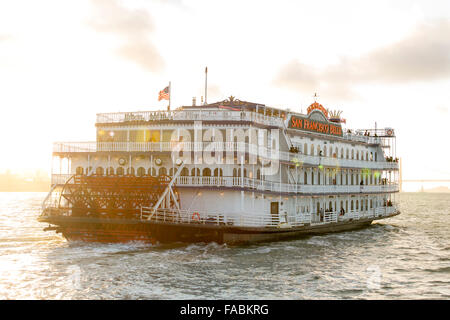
xmin=0 ymin=192 xmax=449 ymax=299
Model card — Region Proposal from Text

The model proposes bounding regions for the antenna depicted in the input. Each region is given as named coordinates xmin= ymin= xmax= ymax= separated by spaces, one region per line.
xmin=313 ymin=92 xmax=319 ymax=102
xmin=204 ymin=67 xmax=208 ymax=105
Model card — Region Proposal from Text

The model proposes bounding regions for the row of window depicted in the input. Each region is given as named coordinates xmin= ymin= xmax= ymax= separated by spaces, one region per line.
xmin=76 ymin=166 xmax=224 ymax=177
xmin=301 ymin=171 xmax=382 ymax=185
xmin=75 ymin=166 xmax=386 ymax=185
xmin=298 ymin=143 xmax=378 ymax=161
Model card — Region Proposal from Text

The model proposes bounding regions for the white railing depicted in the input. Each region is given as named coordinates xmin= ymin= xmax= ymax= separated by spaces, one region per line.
xmin=96 ymin=110 xmax=284 ymax=128
xmin=52 ymin=141 xmax=399 ymax=170
xmin=139 ymin=205 xmax=398 ymax=228
xmin=50 ymin=173 xmax=399 ymax=194
xmin=96 ymin=109 xmax=391 ymax=145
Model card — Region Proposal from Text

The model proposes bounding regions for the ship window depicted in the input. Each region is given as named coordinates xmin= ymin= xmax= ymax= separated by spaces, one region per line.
xmin=304 ymin=172 xmax=308 ymax=184
xmin=95 ymin=167 xmax=104 ymax=175
xmin=116 ymin=167 xmax=124 ymax=175
xmin=311 ymin=144 xmax=314 ymax=156
xmin=257 ymin=169 xmax=261 ymax=180
xmin=341 ymin=148 xmax=344 ymax=159
xmin=180 ymin=167 xmax=189 ymax=176
xmin=311 ymin=172 xmax=314 ymax=185
xmin=317 ymin=145 xmax=321 ymax=156
xmin=162 ymin=130 xmax=173 ymax=142
xmin=149 ymin=167 xmax=156 ymax=176
xmin=233 ymin=168 xmax=237 ymax=177
xmin=304 ymin=143 xmax=308 ymax=155
xmin=214 ymin=168 xmax=223 ymax=177
xmin=329 ymin=201 xmax=333 ymax=211
xmin=374 ymin=153 xmax=377 ymax=161
xmin=148 ymin=130 xmax=160 ymax=143
xmin=351 ymin=149 xmax=354 ymax=160
xmin=356 ymin=200 xmax=359 ymax=210
xmin=169 ymin=167 xmax=177 ymax=176
xmin=318 ymin=171 xmax=321 ymax=185
xmin=351 ymin=200 xmax=354 ymax=210
xmin=324 ymin=146 xmax=327 ymax=157
xmin=127 ymin=167 xmax=135 ymax=175
xmin=370 ymin=199 xmax=373 ymax=208
xmin=107 ymin=167 xmax=114 ymax=175
xmin=137 ymin=167 xmax=146 ymax=177
xmin=76 ymin=167 xmax=84 ymax=175
xmin=191 ymin=168 xmax=200 ymax=177
xmin=356 ymin=151 xmax=359 ymax=160
xmin=129 ymin=130 xmax=145 ymax=142
xmin=346 ymin=149 xmax=349 ymax=159
xmin=159 ymin=167 xmax=167 ymax=176
xmin=202 ymin=168 xmax=211 ymax=177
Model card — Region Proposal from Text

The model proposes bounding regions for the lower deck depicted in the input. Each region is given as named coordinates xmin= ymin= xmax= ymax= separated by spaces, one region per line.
xmin=39 ymin=205 xmax=399 ymax=245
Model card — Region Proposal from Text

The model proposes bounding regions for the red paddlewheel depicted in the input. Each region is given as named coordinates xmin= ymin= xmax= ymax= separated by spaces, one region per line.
xmin=58 ymin=174 xmax=178 ymax=219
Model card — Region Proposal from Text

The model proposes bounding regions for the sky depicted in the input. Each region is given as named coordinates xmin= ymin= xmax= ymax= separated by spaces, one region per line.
xmin=0 ymin=0 xmax=449 ymax=186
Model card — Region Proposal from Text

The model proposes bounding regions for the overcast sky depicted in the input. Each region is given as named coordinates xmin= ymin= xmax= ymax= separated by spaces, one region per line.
xmin=0 ymin=0 xmax=449 ymax=186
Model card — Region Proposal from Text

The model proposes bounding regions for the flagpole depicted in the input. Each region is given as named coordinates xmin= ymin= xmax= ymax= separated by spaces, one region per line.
xmin=169 ymin=81 xmax=171 ymax=111
xmin=204 ymin=67 xmax=208 ymax=105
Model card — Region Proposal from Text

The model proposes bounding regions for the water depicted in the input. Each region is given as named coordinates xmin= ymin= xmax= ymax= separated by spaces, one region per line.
xmin=0 ymin=192 xmax=449 ymax=299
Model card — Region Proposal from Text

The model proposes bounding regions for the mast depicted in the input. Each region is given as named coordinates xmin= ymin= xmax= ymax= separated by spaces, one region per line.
xmin=168 ymin=81 xmax=171 ymax=111
xmin=204 ymin=67 xmax=208 ymax=105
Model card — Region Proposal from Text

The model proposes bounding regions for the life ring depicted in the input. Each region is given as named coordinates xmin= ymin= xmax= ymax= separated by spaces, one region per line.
xmin=118 ymin=157 xmax=127 ymax=166
xmin=386 ymin=128 xmax=394 ymax=136
xmin=192 ymin=212 xmax=200 ymax=221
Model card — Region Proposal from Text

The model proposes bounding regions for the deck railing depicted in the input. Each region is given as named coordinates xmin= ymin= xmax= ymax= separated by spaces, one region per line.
xmin=96 ymin=109 xmax=284 ymax=127
xmin=139 ymin=205 xmax=398 ymax=228
xmin=50 ymin=173 xmax=399 ymax=194
xmin=96 ymin=109 xmax=389 ymax=145
xmin=52 ymin=141 xmax=399 ymax=170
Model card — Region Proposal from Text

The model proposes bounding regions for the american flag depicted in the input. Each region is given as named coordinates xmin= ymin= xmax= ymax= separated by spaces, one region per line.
xmin=158 ymin=86 xmax=170 ymax=101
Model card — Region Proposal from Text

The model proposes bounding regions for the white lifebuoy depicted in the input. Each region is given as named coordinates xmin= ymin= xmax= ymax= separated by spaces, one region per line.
xmin=118 ymin=157 xmax=127 ymax=166
xmin=386 ymin=128 xmax=394 ymax=136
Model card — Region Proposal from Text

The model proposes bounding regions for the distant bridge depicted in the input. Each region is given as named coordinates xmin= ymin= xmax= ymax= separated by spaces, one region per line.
xmin=402 ymin=180 xmax=450 ymax=182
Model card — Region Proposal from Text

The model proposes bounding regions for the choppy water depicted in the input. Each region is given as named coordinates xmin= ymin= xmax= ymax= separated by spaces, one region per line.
xmin=0 ymin=192 xmax=449 ymax=299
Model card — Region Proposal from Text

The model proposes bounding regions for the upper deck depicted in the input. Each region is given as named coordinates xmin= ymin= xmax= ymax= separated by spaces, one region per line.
xmin=95 ymin=109 xmax=388 ymax=146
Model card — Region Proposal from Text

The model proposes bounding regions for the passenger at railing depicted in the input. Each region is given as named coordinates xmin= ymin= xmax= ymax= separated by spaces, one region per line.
xmin=340 ymin=207 xmax=345 ymax=216
xmin=360 ymin=180 xmax=364 ymax=186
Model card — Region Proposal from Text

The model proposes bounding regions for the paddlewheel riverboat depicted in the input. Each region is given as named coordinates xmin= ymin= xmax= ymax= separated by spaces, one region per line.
xmin=39 ymin=96 xmax=400 ymax=244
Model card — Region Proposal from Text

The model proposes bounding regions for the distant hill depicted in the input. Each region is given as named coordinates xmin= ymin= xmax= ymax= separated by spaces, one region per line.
xmin=0 ymin=172 xmax=50 ymax=192
xmin=422 ymin=186 xmax=450 ymax=193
